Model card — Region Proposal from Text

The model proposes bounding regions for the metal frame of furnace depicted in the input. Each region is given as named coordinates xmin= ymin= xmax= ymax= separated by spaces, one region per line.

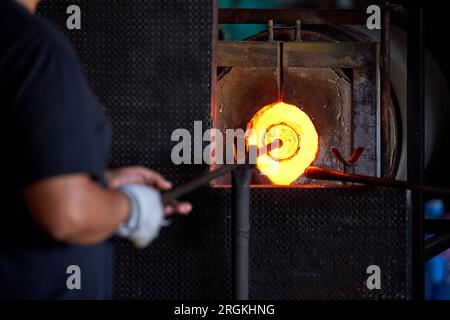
xmin=214 ymin=5 xmax=427 ymax=300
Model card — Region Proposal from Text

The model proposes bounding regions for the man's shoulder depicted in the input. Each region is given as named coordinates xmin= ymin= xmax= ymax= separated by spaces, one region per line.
xmin=33 ymin=18 xmax=75 ymax=59
xmin=0 ymin=1 xmax=74 ymax=61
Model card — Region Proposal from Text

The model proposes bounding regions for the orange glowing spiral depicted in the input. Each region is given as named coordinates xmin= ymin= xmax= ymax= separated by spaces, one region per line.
xmin=246 ymin=102 xmax=319 ymax=185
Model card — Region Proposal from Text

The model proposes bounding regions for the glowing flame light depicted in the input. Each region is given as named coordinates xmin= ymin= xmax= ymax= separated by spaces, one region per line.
xmin=246 ymin=102 xmax=319 ymax=185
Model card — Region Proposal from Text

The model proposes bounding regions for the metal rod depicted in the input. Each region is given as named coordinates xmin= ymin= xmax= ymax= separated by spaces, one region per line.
xmin=161 ymin=140 xmax=282 ymax=205
xmin=295 ymin=20 xmax=302 ymax=42
xmin=268 ymin=20 xmax=274 ymax=41
xmin=304 ymin=166 xmax=450 ymax=196
xmin=425 ymin=233 xmax=450 ymax=261
xmin=232 ymin=166 xmax=251 ymax=300
xmin=278 ymin=42 xmax=284 ymax=102
xmin=380 ymin=1 xmax=391 ymax=177
xmin=162 ymin=164 xmax=242 ymax=205
xmin=256 ymin=139 xmax=283 ymax=161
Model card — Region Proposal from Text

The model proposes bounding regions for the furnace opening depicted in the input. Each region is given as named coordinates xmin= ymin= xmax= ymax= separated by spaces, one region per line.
xmin=246 ymin=101 xmax=319 ymax=185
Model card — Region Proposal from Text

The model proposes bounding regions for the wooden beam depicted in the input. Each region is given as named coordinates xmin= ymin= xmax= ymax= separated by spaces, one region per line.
xmin=218 ymin=41 xmax=279 ymax=68
xmin=283 ymin=42 xmax=378 ymax=69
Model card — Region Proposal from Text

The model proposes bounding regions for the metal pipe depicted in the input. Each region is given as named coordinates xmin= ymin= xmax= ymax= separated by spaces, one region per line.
xmin=295 ymin=20 xmax=302 ymax=42
xmin=304 ymin=166 xmax=450 ymax=196
xmin=162 ymin=163 xmax=242 ymax=205
xmin=268 ymin=20 xmax=274 ymax=41
xmin=162 ymin=140 xmax=282 ymax=205
xmin=380 ymin=1 xmax=391 ymax=177
xmin=278 ymin=42 xmax=284 ymax=102
xmin=232 ymin=166 xmax=251 ymax=300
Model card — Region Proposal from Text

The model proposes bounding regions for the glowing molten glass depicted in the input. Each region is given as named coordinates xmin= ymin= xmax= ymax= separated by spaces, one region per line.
xmin=246 ymin=102 xmax=319 ymax=185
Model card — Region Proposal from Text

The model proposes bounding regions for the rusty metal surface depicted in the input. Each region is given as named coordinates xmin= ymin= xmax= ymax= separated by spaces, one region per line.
xmin=219 ymin=8 xmax=367 ymax=25
xmin=352 ymin=69 xmax=378 ymax=176
xmin=218 ymin=42 xmax=378 ymax=69
xmin=218 ymin=41 xmax=278 ymax=68
xmin=381 ymin=3 xmax=392 ymax=178
xmin=283 ymin=42 xmax=378 ymax=69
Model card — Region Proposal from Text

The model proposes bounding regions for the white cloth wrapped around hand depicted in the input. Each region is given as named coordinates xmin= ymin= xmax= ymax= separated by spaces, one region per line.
xmin=116 ymin=184 xmax=165 ymax=249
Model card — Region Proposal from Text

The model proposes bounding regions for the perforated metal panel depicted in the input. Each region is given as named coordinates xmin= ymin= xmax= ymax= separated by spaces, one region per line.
xmin=38 ymin=0 xmax=213 ymax=185
xmin=114 ymin=188 xmax=232 ymax=299
xmin=112 ymin=187 xmax=412 ymax=300
xmin=250 ymin=188 xmax=411 ymax=300
xmin=38 ymin=1 xmax=411 ymax=300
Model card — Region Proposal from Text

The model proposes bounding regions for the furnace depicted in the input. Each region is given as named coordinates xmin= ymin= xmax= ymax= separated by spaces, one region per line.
xmin=212 ymin=15 xmax=396 ymax=187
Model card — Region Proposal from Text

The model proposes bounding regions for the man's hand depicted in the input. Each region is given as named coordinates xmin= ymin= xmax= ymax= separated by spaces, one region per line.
xmin=106 ymin=166 xmax=192 ymax=217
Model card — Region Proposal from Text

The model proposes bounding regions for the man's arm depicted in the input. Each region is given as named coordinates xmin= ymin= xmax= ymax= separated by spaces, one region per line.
xmin=23 ymin=167 xmax=192 ymax=246
xmin=23 ymin=174 xmax=129 ymax=245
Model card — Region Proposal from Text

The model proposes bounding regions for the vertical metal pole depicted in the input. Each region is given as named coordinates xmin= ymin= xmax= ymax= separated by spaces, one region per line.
xmin=231 ymin=166 xmax=251 ymax=300
xmin=407 ymin=8 xmax=425 ymax=301
xmin=295 ymin=19 xmax=302 ymax=42
xmin=380 ymin=1 xmax=391 ymax=177
xmin=268 ymin=20 xmax=274 ymax=41
xmin=278 ymin=42 xmax=284 ymax=102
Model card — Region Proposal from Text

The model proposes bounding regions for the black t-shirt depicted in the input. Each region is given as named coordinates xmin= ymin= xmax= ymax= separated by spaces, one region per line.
xmin=0 ymin=1 xmax=112 ymax=299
